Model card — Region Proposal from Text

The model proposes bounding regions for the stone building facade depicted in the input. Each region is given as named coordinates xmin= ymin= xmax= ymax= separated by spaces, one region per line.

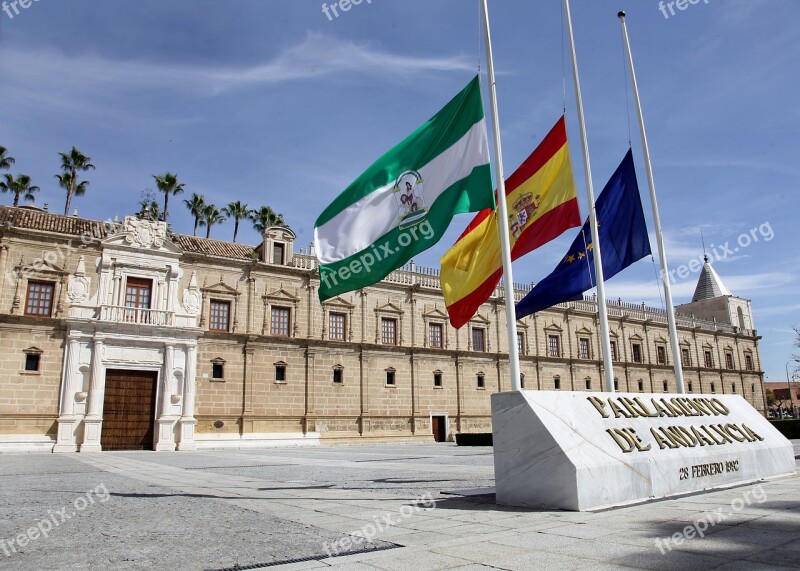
xmin=0 ymin=206 xmax=766 ymax=452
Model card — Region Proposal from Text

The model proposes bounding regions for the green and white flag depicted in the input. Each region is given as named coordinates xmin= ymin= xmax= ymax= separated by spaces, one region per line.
xmin=314 ymin=75 xmax=493 ymax=301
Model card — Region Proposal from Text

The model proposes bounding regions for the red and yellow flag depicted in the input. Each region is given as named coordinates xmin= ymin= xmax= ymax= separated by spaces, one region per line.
xmin=440 ymin=116 xmax=581 ymax=329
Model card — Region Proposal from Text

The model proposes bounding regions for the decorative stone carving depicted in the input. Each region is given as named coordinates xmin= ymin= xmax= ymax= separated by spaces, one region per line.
xmin=122 ymin=217 xmax=167 ymax=249
xmin=182 ymin=271 xmax=201 ymax=315
xmin=67 ymin=276 xmax=90 ymax=303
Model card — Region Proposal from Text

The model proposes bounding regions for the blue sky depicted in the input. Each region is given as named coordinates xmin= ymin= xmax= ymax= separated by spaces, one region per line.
xmin=0 ymin=0 xmax=797 ymax=384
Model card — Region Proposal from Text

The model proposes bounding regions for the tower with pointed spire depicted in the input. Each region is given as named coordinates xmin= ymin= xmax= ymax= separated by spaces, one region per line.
xmin=676 ymin=255 xmax=754 ymax=332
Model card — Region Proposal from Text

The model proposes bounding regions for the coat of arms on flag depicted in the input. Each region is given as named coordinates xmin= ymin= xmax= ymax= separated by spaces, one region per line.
xmin=393 ymin=170 xmax=428 ymax=229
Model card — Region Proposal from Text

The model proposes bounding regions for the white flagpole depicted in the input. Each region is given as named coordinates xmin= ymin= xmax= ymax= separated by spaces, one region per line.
xmin=618 ymin=11 xmax=685 ymax=394
xmin=480 ymin=0 xmax=521 ymax=392
xmin=564 ymin=0 xmax=616 ymax=393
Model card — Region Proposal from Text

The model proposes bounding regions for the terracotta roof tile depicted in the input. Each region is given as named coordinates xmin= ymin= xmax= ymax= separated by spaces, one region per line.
xmin=0 ymin=206 xmax=108 ymax=238
xmin=172 ymin=234 xmax=256 ymax=260
xmin=0 ymin=206 xmax=258 ymax=261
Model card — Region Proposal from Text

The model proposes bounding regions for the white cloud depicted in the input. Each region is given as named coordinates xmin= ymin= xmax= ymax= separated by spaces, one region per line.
xmin=755 ymin=304 xmax=800 ymax=318
xmin=602 ymin=272 xmax=795 ymax=308
xmin=0 ymin=32 xmax=473 ymax=103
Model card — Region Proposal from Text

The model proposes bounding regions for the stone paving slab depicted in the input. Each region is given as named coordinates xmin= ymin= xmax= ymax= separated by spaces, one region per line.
xmin=0 ymin=442 xmax=798 ymax=570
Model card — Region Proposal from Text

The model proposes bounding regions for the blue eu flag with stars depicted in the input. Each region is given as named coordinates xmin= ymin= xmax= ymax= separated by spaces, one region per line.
xmin=515 ymin=149 xmax=652 ymax=319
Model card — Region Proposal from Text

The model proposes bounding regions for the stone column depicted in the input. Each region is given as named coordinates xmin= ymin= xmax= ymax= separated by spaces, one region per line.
xmin=177 ymin=344 xmax=198 ymax=451
xmin=455 ymin=357 xmax=463 ymax=432
xmin=81 ymin=339 xmax=105 ymax=452
xmin=166 ymin=265 xmax=177 ymax=312
xmin=241 ymin=341 xmax=256 ymax=435
xmin=111 ymin=267 xmax=122 ymax=307
xmin=305 ymin=349 xmax=316 ymax=435
xmin=155 ymin=344 xmax=177 ymax=451
xmin=246 ymin=276 xmax=255 ymax=334
xmin=54 ymin=274 xmax=66 ymax=317
xmin=0 ymin=244 xmax=8 ymax=300
xmin=53 ymin=337 xmax=82 ymax=453
xmin=359 ymin=349 xmax=369 ymax=435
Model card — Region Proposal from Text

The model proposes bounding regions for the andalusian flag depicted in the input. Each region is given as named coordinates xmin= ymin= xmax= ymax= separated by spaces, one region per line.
xmin=314 ymin=76 xmax=493 ymax=302
xmin=440 ymin=116 xmax=581 ymax=329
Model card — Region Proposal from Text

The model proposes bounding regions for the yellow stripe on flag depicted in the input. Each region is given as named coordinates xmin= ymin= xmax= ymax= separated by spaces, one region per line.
xmin=439 ymin=116 xmax=582 ymax=329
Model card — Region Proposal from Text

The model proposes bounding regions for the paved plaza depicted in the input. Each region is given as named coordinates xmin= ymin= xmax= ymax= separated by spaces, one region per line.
xmin=1 ymin=442 xmax=799 ymax=570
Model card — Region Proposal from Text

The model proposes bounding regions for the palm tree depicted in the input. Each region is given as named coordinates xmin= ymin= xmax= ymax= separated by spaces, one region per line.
xmin=201 ymin=204 xmax=226 ymax=239
xmin=57 ymin=147 xmax=95 ymax=215
xmin=0 ymin=146 xmax=15 ymax=171
xmin=153 ymin=172 xmax=185 ymax=223
xmin=0 ymin=174 xmax=39 ymax=207
xmin=222 ymin=201 xmax=250 ymax=243
xmin=137 ymin=198 xmax=162 ymax=222
xmin=183 ymin=193 xmax=206 ymax=236
xmin=249 ymin=205 xmax=286 ymax=234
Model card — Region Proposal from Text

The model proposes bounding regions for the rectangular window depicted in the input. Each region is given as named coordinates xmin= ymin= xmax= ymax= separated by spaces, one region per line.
xmin=585 ymin=378 xmax=591 ymax=390
xmin=477 ymin=374 xmax=485 ymax=389
xmin=271 ymin=307 xmax=291 ymax=336
xmin=579 ymin=338 xmax=590 ymax=360
xmin=656 ymin=346 xmax=667 ymax=365
xmin=632 ymin=344 xmax=642 ymax=363
xmin=548 ymin=335 xmax=560 ymax=358
xmin=386 ymin=370 xmax=396 ymax=386
xmin=25 ymin=281 xmax=55 ymax=317
xmin=613 ymin=379 xmax=619 ymax=391
xmin=710 ymin=382 xmax=716 ymax=394
xmin=212 ymin=362 xmax=224 ymax=379
xmin=124 ymin=277 xmax=152 ymax=322
xmin=272 ymin=242 xmax=285 ymax=265
xmin=125 ymin=278 xmax=152 ymax=309
xmin=725 ymin=352 xmax=735 ymax=370
xmin=333 ymin=367 xmax=343 ymax=384
xmin=329 ymin=312 xmax=346 ymax=341
xmin=433 ymin=372 xmax=442 ymax=388
xmin=554 ymin=376 xmax=561 ymax=390
xmin=381 ymin=318 xmax=397 ymax=345
xmin=638 ymin=380 xmax=644 ymax=392
xmin=745 ymin=354 xmax=754 ymax=371
xmin=429 ymin=323 xmax=443 ymax=349
xmin=209 ymin=300 xmax=230 ymax=332
xmin=517 ymin=332 xmax=525 ymax=356
xmin=275 ymin=364 xmax=286 ymax=382
xmin=704 ymin=350 xmax=713 ymax=368
xmin=472 ymin=328 xmax=486 ymax=352
xmin=681 ymin=348 xmax=691 ymax=366
xmin=24 ymin=353 xmax=41 ymax=372
xmin=688 ymin=382 xmax=693 ymax=393
xmin=610 ymin=341 xmax=618 ymax=362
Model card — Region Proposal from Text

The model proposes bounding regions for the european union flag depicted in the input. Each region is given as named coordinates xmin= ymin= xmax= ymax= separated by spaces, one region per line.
xmin=515 ymin=149 xmax=651 ymax=319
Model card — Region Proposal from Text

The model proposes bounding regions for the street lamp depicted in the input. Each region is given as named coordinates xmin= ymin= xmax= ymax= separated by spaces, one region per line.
xmin=786 ymin=359 xmax=799 ymax=418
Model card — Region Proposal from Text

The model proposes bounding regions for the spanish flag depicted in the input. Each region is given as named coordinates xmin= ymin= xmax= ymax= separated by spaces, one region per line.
xmin=440 ymin=116 xmax=581 ymax=329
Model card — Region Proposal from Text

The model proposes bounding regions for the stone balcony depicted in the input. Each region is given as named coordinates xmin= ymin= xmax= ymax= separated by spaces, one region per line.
xmin=99 ymin=305 xmax=175 ymax=327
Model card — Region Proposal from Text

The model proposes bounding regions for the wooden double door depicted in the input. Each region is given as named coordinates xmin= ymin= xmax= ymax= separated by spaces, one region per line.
xmin=101 ymin=369 xmax=158 ymax=451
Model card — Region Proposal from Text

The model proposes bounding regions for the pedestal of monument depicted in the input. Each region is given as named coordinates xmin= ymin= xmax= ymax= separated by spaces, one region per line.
xmin=492 ymin=391 xmax=796 ymax=511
